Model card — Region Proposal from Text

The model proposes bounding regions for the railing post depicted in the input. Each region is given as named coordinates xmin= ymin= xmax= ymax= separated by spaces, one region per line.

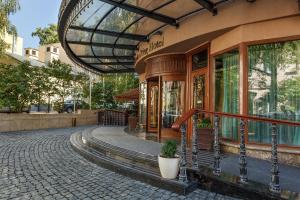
xmin=239 ymin=119 xmax=248 ymax=183
xmin=179 ymin=123 xmax=188 ymax=183
xmin=213 ymin=115 xmax=221 ymax=176
xmin=192 ymin=114 xmax=199 ymax=169
xmin=269 ymin=123 xmax=281 ymax=193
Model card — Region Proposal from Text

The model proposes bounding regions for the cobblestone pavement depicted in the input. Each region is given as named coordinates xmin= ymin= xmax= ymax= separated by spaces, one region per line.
xmin=0 ymin=127 xmax=239 ymax=200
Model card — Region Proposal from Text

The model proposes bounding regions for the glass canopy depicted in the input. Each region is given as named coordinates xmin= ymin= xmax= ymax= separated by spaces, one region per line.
xmin=58 ymin=0 xmax=230 ymax=73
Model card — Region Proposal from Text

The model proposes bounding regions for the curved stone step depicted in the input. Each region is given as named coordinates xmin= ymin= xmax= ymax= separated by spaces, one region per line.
xmin=82 ymin=128 xmax=159 ymax=174
xmin=70 ymin=131 xmax=197 ymax=195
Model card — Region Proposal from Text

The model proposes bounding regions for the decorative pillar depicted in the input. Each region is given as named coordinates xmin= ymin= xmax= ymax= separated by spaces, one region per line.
xmin=179 ymin=123 xmax=188 ymax=183
xmin=192 ymin=114 xmax=199 ymax=169
xmin=213 ymin=115 xmax=221 ymax=176
xmin=269 ymin=123 xmax=281 ymax=193
xmin=239 ymin=119 xmax=248 ymax=183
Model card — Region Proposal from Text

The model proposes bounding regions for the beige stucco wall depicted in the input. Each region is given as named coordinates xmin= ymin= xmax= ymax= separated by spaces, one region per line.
xmin=0 ymin=110 xmax=98 ymax=133
xmin=4 ymin=32 xmax=23 ymax=56
xmin=221 ymin=141 xmax=300 ymax=167
xmin=211 ymin=15 xmax=300 ymax=54
xmin=135 ymin=0 xmax=300 ymax=73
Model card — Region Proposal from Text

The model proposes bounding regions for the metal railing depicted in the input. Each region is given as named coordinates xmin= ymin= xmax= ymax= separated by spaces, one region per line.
xmin=98 ymin=109 xmax=128 ymax=126
xmin=172 ymin=109 xmax=300 ymax=193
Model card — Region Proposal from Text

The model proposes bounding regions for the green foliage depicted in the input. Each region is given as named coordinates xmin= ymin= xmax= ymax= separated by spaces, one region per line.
xmin=32 ymin=24 xmax=59 ymax=45
xmin=160 ymin=140 xmax=177 ymax=158
xmin=278 ymin=76 xmax=300 ymax=111
xmin=84 ymin=73 xmax=139 ymax=109
xmin=0 ymin=0 xmax=20 ymax=56
xmin=197 ymin=117 xmax=212 ymax=129
xmin=0 ymin=60 xmax=89 ymax=113
xmin=0 ymin=62 xmax=33 ymax=112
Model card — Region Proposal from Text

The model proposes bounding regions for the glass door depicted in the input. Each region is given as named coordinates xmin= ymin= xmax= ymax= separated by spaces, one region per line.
xmin=147 ymin=82 xmax=159 ymax=132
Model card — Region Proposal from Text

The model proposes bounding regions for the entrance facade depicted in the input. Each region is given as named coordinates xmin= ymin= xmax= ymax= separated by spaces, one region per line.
xmin=59 ymin=0 xmax=300 ymax=165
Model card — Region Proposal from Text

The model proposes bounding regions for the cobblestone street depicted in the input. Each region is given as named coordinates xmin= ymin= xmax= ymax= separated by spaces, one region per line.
xmin=0 ymin=127 xmax=238 ymax=200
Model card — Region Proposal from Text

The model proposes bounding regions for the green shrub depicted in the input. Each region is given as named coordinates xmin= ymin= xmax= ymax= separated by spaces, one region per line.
xmin=160 ymin=140 xmax=177 ymax=158
xmin=196 ymin=117 xmax=212 ymax=128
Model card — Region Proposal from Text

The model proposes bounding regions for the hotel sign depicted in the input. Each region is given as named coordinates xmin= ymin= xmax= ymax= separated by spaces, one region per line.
xmin=136 ymin=36 xmax=164 ymax=59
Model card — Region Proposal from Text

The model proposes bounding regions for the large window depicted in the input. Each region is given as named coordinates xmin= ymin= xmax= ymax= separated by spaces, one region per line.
xmin=162 ymin=81 xmax=185 ymax=128
xmin=215 ymin=50 xmax=240 ymax=140
xmin=139 ymin=81 xmax=147 ymax=126
xmin=248 ymin=41 xmax=300 ymax=146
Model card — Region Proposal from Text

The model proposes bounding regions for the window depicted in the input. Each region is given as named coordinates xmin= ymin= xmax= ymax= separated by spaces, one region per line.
xmin=53 ymin=48 xmax=58 ymax=53
xmin=192 ymin=49 xmax=208 ymax=71
xmin=32 ymin=50 xmax=36 ymax=56
xmin=162 ymin=81 xmax=185 ymax=128
xmin=248 ymin=40 xmax=300 ymax=146
xmin=215 ymin=50 xmax=240 ymax=140
xmin=46 ymin=47 xmax=51 ymax=52
xmin=25 ymin=50 xmax=29 ymax=55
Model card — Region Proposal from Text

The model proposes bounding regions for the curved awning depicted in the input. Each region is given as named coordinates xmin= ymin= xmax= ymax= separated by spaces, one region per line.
xmin=58 ymin=0 xmax=231 ymax=73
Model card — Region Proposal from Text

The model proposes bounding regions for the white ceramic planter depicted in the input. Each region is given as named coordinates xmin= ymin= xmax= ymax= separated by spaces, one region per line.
xmin=158 ymin=156 xmax=180 ymax=179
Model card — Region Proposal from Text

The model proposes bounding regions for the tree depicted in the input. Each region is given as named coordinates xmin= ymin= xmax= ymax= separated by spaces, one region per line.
xmin=84 ymin=73 xmax=139 ymax=109
xmin=0 ymin=0 xmax=20 ymax=55
xmin=31 ymin=67 xmax=51 ymax=111
xmin=47 ymin=60 xmax=73 ymax=111
xmin=0 ymin=62 xmax=34 ymax=112
xmin=32 ymin=24 xmax=59 ymax=45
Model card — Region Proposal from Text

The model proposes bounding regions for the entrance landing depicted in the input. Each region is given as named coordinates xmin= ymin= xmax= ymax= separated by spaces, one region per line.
xmin=90 ymin=127 xmax=300 ymax=194
xmin=90 ymin=127 xmax=161 ymax=157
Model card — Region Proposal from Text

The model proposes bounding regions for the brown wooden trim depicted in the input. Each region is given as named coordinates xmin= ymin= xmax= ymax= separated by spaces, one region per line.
xmin=145 ymin=54 xmax=187 ymax=79
xmin=185 ymin=42 xmax=210 ymax=56
xmin=158 ymin=76 xmax=162 ymax=142
xmin=161 ymin=75 xmax=186 ymax=81
xmin=210 ymin=44 xmax=239 ymax=57
xmin=172 ymin=109 xmax=300 ymax=131
xmin=239 ymin=43 xmax=249 ymax=143
xmin=186 ymin=44 xmax=210 ymax=143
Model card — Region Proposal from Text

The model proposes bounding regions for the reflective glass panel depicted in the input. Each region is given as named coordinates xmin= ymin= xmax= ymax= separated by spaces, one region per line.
xmin=193 ymin=75 xmax=205 ymax=109
xmin=248 ymin=40 xmax=300 ymax=146
xmin=215 ymin=50 xmax=240 ymax=140
xmin=139 ymin=81 xmax=147 ymax=126
xmin=162 ymin=81 xmax=185 ymax=128
xmin=192 ymin=49 xmax=208 ymax=71
xmin=72 ymin=2 xmax=112 ymax=28
xmin=150 ymin=85 xmax=159 ymax=128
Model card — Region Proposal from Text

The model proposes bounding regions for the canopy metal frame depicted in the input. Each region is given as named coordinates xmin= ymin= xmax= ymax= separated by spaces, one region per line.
xmin=58 ymin=0 xmax=232 ymax=73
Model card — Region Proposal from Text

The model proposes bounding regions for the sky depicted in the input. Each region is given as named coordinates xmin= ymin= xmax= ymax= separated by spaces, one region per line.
xmin=9 ymin=0 xmax=61 ymax=48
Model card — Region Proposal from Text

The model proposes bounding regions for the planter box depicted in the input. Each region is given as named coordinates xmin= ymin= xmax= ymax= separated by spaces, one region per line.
xmin=128 ymin=116 xmax=138 ymax=131
xmin=197 ymin=128 xmax=214 ymax=150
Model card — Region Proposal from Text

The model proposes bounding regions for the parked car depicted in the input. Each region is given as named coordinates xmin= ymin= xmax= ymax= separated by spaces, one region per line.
xmin=63 ymin=100 xmax=87 ymax=113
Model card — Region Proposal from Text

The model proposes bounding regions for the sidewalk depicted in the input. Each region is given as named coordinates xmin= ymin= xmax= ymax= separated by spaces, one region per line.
xmin=91 ymin=127 xmax=300 ymax=193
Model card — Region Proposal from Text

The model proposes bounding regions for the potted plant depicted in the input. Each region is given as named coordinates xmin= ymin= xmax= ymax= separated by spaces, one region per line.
xmin=158 ymin=140 xmax=180 ymax=179
xmin=196 ymin=117 xmax=214 ymax=150
xmin=128 ymin=112 xmax=138 ymax=131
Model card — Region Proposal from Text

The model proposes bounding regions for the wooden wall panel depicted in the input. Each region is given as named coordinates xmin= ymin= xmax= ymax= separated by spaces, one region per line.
xmin=145 ymin=54 xmax=187 ymax=79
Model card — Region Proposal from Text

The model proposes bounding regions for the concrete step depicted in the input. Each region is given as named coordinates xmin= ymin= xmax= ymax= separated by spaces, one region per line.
xmin=82 ymin=128 xmax=160 ymax=174
xmin=70 ymin=130 xmax=197 ymax=195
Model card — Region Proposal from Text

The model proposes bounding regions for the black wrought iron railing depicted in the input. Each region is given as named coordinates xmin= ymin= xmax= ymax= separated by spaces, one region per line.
xmin=98 ymin=109 xmax=128 ymax=126
xmin=172 ymin=109 xmax=300 ymax=193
